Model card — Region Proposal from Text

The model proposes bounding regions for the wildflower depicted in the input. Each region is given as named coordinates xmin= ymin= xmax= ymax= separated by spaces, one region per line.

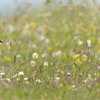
xmin=25 ymin=81 xmax=29 ymax=85
xmin=82 ymin=54 xmax=87 ymax=61
xmin=36 ymin=79 xmax=41 ymax=83
xmin=18 ymin=71 xmax=24 ymax=76
xmin=32 ymin=52 xmax=39 ymax=59
xmin=55 ymin=77 xmax=60 ymax=81
xmin=68 ymin=85 xmax=77 ymax=91
xmin=24 ymin=77 xmax=28 ymax=81
xmin=12 ymin=74 xmax=18 ymax=78
xmin=5 ymin=78 xmax=11 ymax=82
xmin=56 ymin=50 xmax=62 ymax=57
xmin=16 ymin=77 xmax=20 ymax=81
xmin=6 ymin=42 xmax=11 ymax=50
xmin=16 ymin=54 xmax=21 ymax=58
xmin=30 ymin=60 xmax=36 ymax=67
xmin=73 ymin=54 xmax=80 ymax=59
xmin=43 ymin=61 xmax=48 ymax=67
xmin=83 ymin=80 xmax=87 ymax=83
xmin=31 ymin=22 xmax=37 ymax=29
xmin=45 ymin=39 xmax=50 ymax=43
xmin=0 ymin=72 xmax=5 ymax=76
xmin=78 ymin=40 xmax=83 ymax=45
xmin=41 ymin=53 xmax=47 ymax=58
xmin=52 ymin=50 xmax=62 ymax=57
xmin=0 ymin=72 xmax=6 ymax=78
xmin=59 ymin=83 xmax=64 ymax=88
xmin=87 ymin=40 xmax=92 ymax=47
xmin=76 ymin=59 xmax=82 ymax=65
xmin=4 ymin=56 xmax=11 ymax=62
xmin=67 ymin=72 xmax=71 ymax=76
xmin=40 ymin=35 xmax=45 ymax=41
xmin=47 ymin=46 xmax=52 ymax=51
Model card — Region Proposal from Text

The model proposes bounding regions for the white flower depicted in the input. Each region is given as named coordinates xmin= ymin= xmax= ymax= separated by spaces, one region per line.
xmin=41 ymin=53 xmax=47 ymax=58
xmin=0 ymin=72 xmax=5 ymax=76
xmin=40 ymin=35 xmax=45 ymax=41
xmin=67 ymin=72 xmax=71 ymax=76
xmin=78 ymin=40 xmax=83 ymax=45
xmin=83 ymin=80 xmax=87 ymax=83
xmin=55 ymin=77 xmax=60 ymax=81
xmin=24 ymin=77 xmax=28 ymax=81
xmin=32 ymin=52 xmax=39 ymax=59
xmin=43 ymin=61 xmax=48 ymax=67
xmin=45 ymin=39 xmax=50 ymax=43
xmin=72 ymin=85 xmax=76 ymax=88
xmin=30 ymin=60 xmax=36 ymax=67
xmin=18 ymin=71 xmax=24 ymax=76
xmin=87 ymin=40 xmax=92 ymax=47
xmin=52 ymin=50 xmax=62 ymax=57
xmin=12 ymin=74 xmax=18 ymax=78
xmin=36 ymin=79 xmax=41 ymax=83
xmin=5 ymin=78 xmax=11 ymax=82
xmin=56 ymin=50 xmax=62 ymax=56
xmin=16 ymin=54 xmax=21 ymax=58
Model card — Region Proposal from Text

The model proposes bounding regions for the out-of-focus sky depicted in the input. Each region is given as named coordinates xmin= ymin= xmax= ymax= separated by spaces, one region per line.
xmin=0 ymin=0 xmax=45 ymax=16
xmin=0 ymin=0 xmax=100 ymax=17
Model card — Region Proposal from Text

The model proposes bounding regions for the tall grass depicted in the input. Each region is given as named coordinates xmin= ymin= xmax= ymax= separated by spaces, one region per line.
xmin=0 ymin=2 xmax=100 ymax=100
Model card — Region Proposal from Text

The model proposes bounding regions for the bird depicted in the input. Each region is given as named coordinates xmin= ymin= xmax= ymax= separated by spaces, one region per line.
xmin=0 ymin=40 xmax=3 ymax=43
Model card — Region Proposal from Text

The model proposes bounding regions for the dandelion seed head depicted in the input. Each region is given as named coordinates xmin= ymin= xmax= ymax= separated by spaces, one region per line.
xmin=24 ymin=77 xmax=28 ymax=81
xmin=30 ymin=60 xmax=36 ymax=67
xmin=43 ymin=61 xmax=48 ymax=67
xmin=36 ymin=79 xmax=41 ymax=83
xmin=32 ymin=52 xmax=39 ymax=59
xmin=87 ymin=40 xmax=92 ymax=47
xmin=78 ymin=40 xmax=83 ymax=45
xmin=18 ymin=71 xmax=24 ymax=76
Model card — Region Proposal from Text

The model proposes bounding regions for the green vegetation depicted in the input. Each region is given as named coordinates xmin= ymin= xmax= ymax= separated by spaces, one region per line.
xmin=0 ymin=3 xmax=100 ymax=100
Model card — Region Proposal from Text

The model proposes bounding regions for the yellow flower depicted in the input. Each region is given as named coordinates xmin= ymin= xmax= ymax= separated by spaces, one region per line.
xmin=61 ymin=70 xmax=64 ymax=74
xmin=4 ymin=56 xmax=11 ymax=62
xmin=31 ymin=22 xmax=37 ymax=29
xmin=16 ymin=77 xmax=20 ymax=81
xmin=68 ymin=85 xmax=77 ymax=91
xmin=82 ymin=54 xmax=87 ymax=62
xmin=7 ymin=44 xmax=11 ymax=50
xmin=47 ymin=46 xmax=52 ymax=51
xmin=25 ymin=81 xmax=29 ymax=85
xmin=73 ymin=54 xmax=80 ymax=59
xmin=59 ymin=84 xmax=64 ymax=88
xmin=76 ymin=59 xmax=82 ymax=65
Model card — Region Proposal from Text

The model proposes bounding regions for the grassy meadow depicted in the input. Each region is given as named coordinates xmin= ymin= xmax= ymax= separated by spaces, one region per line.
xmin=0 ymin=3 xmax=100 ymax=100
